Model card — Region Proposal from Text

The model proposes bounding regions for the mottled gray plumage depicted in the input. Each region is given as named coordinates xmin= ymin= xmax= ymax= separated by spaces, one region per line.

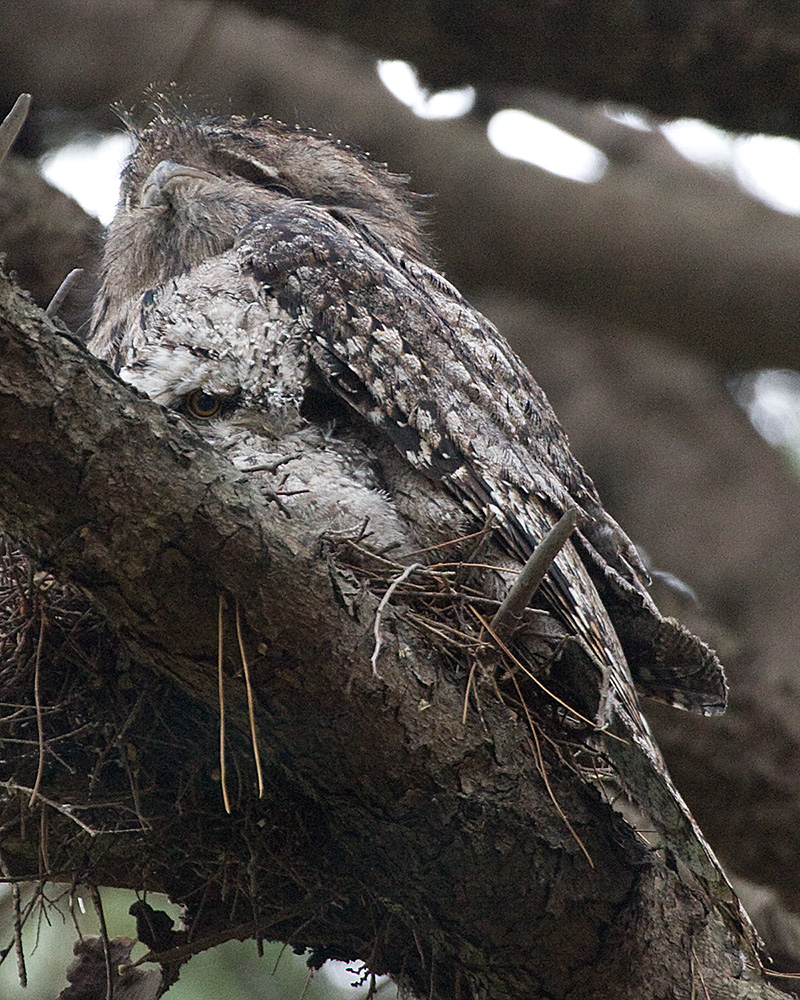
xmin=87 ymin=109 xmax=747 ymax=917
xmin=89 ymin=107 xmax=724 ymax=721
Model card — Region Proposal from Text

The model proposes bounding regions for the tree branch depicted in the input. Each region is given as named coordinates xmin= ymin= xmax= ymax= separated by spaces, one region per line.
xmin=230 ymin=0 xmax=800 ymax=140
xmin=0 ymin=155 xmax=102 ymax=331
xmin=0 ymin=274 xmax=784 ymax=996
xmin=487 ymin=293 xmax=800 ymax=919
xmin=6 ymin=3 xmax=800 ymax=371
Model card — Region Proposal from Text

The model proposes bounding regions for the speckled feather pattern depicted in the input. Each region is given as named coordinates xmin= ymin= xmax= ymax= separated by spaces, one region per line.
xmin=88 ymin=110 xmax=726 ymax=730
xmin=82 ymin=110 xmax=757 ymax=924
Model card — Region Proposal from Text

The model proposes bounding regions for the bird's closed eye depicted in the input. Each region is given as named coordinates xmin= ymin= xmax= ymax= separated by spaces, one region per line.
xmin=185 ymin=388 xmax=226 ymax=419
xmin=210 ymin=149 xmax=296 ymax=197
xmin=259 ymin=181 xmax=295 ymax=197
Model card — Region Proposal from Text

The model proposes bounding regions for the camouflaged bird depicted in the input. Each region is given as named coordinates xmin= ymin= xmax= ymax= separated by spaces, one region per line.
xmin=88 ymin=106 xmax=738 ymax=907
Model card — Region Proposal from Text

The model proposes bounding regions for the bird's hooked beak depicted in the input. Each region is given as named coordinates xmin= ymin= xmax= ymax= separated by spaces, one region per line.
xmin=141 ymin=159 xmax=218 ymax=207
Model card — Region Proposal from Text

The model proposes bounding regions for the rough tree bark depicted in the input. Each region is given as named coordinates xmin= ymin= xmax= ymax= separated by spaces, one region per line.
xmin=0 ymin=272 xmax=785 ymax=999
xmin=5 ymin=118 xmax=800 ymax=913
xmin=8 ymin=157 xmax=800 ymax=941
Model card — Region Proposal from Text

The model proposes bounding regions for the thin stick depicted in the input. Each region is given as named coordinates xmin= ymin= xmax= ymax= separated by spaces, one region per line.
xmin=402 ymin=521 xmax=495 ymax=560
xmin=427 ymin=561 xmax=520 ymax=574
xmin=461 ymin=660 xmax=478 ymax=725
xmin=454 ymin=511 xmax=495 ymax=586
xmin=470 ymin=607 xmax=596 ymax=729
xmin=89 ymin=886 xmax=113 ymax=1000
xmin=490 ymin=508 xmax=580 ymax=641
xmin=371 ymin=563 xmax=421 ymax=675
xmin=45 ymin=268 xmax=83 ymax=318
xmin=239 ymin=453 xmax=300 ymax=473
xmin=508 ymin=668 xmax=594 ymax=868
xmin=10 ymin=879 xmax=26 ymax=987
xmin=298 ymin=969 xmax=314 ymax=1000
xmin=218 ymin=595 xmax=231 ymax=814
xmin=0 ymin=94 xmax=31 ymax=166
xmin=0 ymin=849 xmax=26 ymax=987
xmin=691 ymin=943 xmax=711 ymax=1000
xmin=127 ymin=914 xmax=298 ymax=969
xmin=472 ymin=606 xmax=628 ymax=743
xmin=235 ymin=599 xmax=264 ymax=798
xmin=28 ymin=612 xmax=46 ymax=807
xmin=39 ymin=802 xmax=50 ymax=872
xmin=4 ymin=783 xmax=104 ymax=836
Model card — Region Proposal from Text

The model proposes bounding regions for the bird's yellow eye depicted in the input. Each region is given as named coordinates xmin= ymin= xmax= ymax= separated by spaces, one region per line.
xmin=186 ymin=389 xmax=224 ymax=418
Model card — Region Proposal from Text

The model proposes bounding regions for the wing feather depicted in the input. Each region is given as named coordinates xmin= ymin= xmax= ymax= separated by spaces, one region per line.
xmin=236 ymin=206 xmax=725 ymax=719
